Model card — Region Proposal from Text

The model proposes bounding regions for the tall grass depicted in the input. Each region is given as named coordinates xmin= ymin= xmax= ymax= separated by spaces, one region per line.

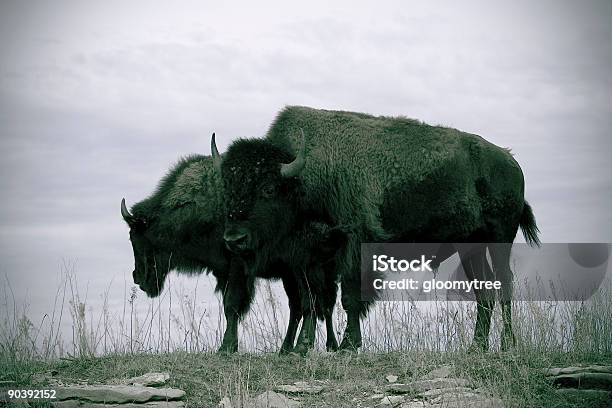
xmin=0 ymin=262 xmax=610 ymax=382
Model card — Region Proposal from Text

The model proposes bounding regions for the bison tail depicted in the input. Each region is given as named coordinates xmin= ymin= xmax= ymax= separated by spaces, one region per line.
xmin=519 ymin=201 xmax=541 ymax=247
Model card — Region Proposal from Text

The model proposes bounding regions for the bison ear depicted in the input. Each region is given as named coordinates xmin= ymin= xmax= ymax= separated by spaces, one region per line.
xmin=211 ymin=132 xmax=223 ymax=173
xmin=280 ymin=128 xmax=306 ymax=178
xmin=121 ymin=198 xmax=149 ymax=230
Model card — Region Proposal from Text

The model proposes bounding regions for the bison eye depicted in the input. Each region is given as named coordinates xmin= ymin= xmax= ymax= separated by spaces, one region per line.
xmin=261 ymin=184 xmax=275 ymax=198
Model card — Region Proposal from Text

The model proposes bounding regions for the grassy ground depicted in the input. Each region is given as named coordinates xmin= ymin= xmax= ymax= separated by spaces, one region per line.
xmin=3 ymin=350 xmax=611 ymax=407
xmin=1 ymin=272 xmax=611 ymax=407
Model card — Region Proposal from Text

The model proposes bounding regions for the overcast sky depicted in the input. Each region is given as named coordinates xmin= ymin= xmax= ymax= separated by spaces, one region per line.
xmin=0 ymin=1 xmax=611 ymax=320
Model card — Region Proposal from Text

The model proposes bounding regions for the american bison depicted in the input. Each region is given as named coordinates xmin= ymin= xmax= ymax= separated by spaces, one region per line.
xmin=212 ymin=106 xmax=540 ymax=352
xmin=121 ymin=153 xmax=344 ymax=353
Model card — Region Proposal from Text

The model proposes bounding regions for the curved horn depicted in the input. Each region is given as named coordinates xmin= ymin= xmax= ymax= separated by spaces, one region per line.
xmin=121 ymin=198 xmax=133 ymax=221
xmin=280 ymin=129 xmax=306 ymax=178
xmin=211 ymin=132 xmax=223 ymax=173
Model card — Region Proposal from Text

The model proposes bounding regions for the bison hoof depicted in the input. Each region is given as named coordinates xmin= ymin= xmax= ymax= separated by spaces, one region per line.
xmin=467 ymin=342 xmax=488 ymax=354
xmin=338 ymin=339 xmax=360 ymax=353
xmin=293 ymin=343 xmax=311 ymax=356
xmin=217 ymin=343 xmax=238 ymax=354
xmin=326 ymin=340 xmax=339 ymax=352
xmin=279 ymin=345 xmax=294 ymax=355
xmin=500 ymin=334 xmax=516 ymax=352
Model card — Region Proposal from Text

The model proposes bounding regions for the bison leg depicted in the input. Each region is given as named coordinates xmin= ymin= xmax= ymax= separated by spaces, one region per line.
xmin=279 ymin=274 xmax=303 ymax=354
xmin=218 ymin=260 xmax=254 ymax=354
xmin=324 ymin=309 xmax=338 ymax=351
xmin=293 ymin=311 xmax=316 ymax=355
xmin=459 ymin=245 xmax=495 ymax=352
xmin=219 ymin=308 xmax=239 ymax=354
xmin=293 ymin=276 xmax=319 ymax=355
xmin=339 ymin=310 xmax=361 ymax=352
xmin=490 ymin=243 xmax=516 ymax=351
xmin=338 ymin=276 xmax=365 ymax=352
xmin=340 ymin=310 xmax=361 ymax=352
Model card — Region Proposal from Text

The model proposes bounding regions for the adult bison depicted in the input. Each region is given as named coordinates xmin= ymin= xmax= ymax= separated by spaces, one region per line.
xmin=212 ymin=106 xmax=540 ymax=352
xmin=121 ymin=153 xmax=343 ymax=353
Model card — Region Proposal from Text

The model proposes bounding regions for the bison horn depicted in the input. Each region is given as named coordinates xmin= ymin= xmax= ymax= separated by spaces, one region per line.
xmin=121 ymin=198 xmax=133 ymax=221
xmin=280 ymin=129 xmax=306 ymax=178
xmin=211 ymin=132 xmax=223 ymax=173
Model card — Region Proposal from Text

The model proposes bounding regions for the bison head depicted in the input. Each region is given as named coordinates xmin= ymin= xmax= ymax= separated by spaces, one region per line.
xmin=121 ymin=198 xmax=173 ymax=297
xmin=211 ymin=132 xmax=306 ymax=255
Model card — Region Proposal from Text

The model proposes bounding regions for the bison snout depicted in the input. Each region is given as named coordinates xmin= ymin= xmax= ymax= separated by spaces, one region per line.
xmin=224 ymin=228 xmax=250 ymax=253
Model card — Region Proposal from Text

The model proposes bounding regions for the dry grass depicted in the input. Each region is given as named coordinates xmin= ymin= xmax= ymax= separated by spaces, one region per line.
xmin=0 ymin=264 xmax=611 ymax=407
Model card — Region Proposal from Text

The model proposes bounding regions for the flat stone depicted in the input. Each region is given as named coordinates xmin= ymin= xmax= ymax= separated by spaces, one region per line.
xmin=55 ymin=385 xmax=185 ymax=403
xmin=386 ymin=375 xmax=399 ymax=383
xmin=549 ymin=372 xmax=612 ymax=389
xmin=126 ymin=372 xmax=170 ymax=387
xmin=53 ymin=402 xmax=184 ymax=407
xmin=418 ymin=391 xmax=504 ymax=408
xmin=400 ymin=402 xmax=433 ymax=408
xmin=423 ymin=366 xmax=452 ymax=379
xmin=274 ymin=381 xmax=324 ymax=395
xmin=555 ymin=388 xmax=612 ymax=397
xmin=380 ymin=395 xmax=404 ymax=406
xmin=249 ymin=391 xmax=300 ymax=408
xmin=388 ymin=378 xmax=470 ymax=394
xmin=421 ymin=387 xmax=473 ymax=399
xmin=400 ymin=393 xmax=503 ymax=408
xmin=543 ymin=366 xmax=612 ymax=376
xmin=431 ymin=391 xmax=481 ymax=403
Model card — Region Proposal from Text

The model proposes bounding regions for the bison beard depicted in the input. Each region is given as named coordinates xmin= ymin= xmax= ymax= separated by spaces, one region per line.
xmin=120 ymin=154 xmax=342 ymax=354
xmin=214 ymin=105 xmax=541 ymax=353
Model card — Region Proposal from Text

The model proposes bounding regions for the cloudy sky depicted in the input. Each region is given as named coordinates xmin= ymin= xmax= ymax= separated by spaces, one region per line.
xmin=0 ymin=1 xmax=611 ymax=325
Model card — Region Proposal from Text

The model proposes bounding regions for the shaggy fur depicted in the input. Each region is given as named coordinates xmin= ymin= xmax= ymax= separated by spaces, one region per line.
xmin=123 ymin=154 xmax=342 ymax=353
xmin=219 ymin=105 xmax=541 ymax=351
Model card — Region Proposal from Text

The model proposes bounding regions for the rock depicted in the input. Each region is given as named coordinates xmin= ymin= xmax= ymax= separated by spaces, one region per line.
xmin=388 ymin=378 xmax=470 ymax=394
xmin=423 ymin=365 xmax=452 ymax=380
xmin=274 ymin=381 xmax=324 ymax=395
xmin=544 ymin=365 xmax=612 ymax=396
xmin=556 ymin=388 xmax=612 ymax=397
xmin=53 ymin=402 xmax=184 ymax=407
xmin=421 ymin=386 xmax=473 ymax=399
xmin=425 ymin=390 xmax=504 ymax=408
xmin=543 ymin=366 xmax=612 ymax=376
xmin=401 ymin=392 xmax=504 ymax=408
xmin=549 ymin=372 xmax=612 ymax=390
xmin=386 ymin=375 xmax=399 ymax=383
xmin=430 ymin=391 xmax=482 ymax=404
xmin=386 ymin=374 xmax=504 ymax=408
xmin=126 ymin=372 xmax=170 ymax=387
xmin=55 ymin=385 xmax=185 ymax=403
xmin=380 ymin=395 xmax=404 ymax=406
xmin=250 ymin=391 xmax=300 ymax=408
